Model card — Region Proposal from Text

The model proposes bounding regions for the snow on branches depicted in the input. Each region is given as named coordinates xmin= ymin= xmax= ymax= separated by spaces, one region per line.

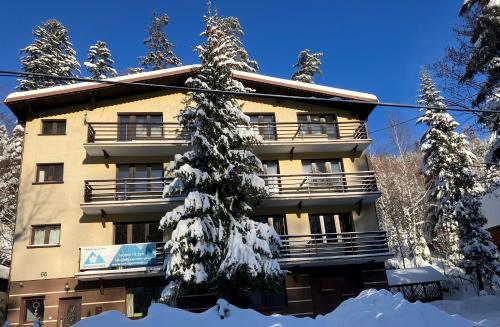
xmin=84 ymin=41 xmax=118 ymax=79
xmin=141 ymin=13 xmax=181 ymax=70
xmin=18 ymin=19 xmax=80 ymax=91
xmin=160 ymin=9 xmax=282 ymax=296
xmin=291 ymin=49 xmax=323 ymax=84
xmin=0 ymin=124 xmax=23 ymax=266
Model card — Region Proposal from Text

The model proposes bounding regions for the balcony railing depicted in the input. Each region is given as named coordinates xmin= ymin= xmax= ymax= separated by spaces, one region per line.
xmin=77 ymin=231 xmax=391 ymax=277
xmin=86 ymin=121 xmax=368 ymax=143
xmin=279 ymin=231 xmax=391 ymax=266
xmin=83 ymin=172 xmax=378 ymax=203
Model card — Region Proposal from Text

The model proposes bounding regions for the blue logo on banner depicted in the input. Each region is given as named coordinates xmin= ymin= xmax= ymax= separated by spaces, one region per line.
xmin=84 ymin=252 xmax=106 ymax=265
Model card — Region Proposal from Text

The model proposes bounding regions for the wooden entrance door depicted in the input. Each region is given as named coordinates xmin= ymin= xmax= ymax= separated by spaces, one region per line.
xmin=310 ymin=273 xmax=361 ymax=315
xmin=58 ymin=298 xmax=81 ymax=327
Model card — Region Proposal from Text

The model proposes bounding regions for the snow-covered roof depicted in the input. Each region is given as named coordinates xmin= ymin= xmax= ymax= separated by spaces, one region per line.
xmin=0 ymin=265 xmax=9 ymax=280
xmin=386 ymin=266 xmax=445 ymax=286
xmin=4 ymin=65 xmax=378 ymax=104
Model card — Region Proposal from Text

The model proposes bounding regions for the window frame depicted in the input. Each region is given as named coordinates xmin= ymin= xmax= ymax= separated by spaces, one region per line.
xmin=20 ymin=296 xmax=45 ymax=324
xmin=34 ymin=163 xmax=64 ymax=184
xmin=40 ymin=119 xmax=66 ymax=136
xmin=117 ymin=113 xmax=164 ymax=141
xmin=29 ymin=224 xmax=61 ymax=247
xmin=113 ymin=222 xmax=163 ymax=245
xmin=247 ymin=113 xmax=277 ymax=140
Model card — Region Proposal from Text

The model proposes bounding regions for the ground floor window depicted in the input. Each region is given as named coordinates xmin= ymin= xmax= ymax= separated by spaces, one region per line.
xmin=21 ymin=297 xmax=44 ymax=323
xmin=126 ymin=287 xmax=162 ymax=318
xmin=247 ymin=286 xmax=287 ymax=309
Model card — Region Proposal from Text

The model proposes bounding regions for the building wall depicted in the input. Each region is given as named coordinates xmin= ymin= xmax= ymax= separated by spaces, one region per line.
xmin=7 ymin=89 xmax=383 ymax=324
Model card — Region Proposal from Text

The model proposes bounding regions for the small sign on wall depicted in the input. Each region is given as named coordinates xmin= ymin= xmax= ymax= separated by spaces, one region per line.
xmin=80 ymin=243 xmax=157 ymax=270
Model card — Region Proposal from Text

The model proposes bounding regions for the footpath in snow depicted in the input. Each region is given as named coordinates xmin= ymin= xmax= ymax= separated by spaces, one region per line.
xmin=74 ymin=289 xmax=497 ymax=327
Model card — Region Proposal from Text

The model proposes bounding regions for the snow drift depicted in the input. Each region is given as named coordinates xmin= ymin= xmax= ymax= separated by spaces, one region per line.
xmin=74 ymin=289 xmax=495 ymax=327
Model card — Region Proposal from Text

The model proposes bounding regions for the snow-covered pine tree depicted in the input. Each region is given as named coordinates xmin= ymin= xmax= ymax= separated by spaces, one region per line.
xmin=220 ymin=16 xmax=258 ymax=73
xmin=84 ymin=41 xmax=118 ymax=79
xmin=18 ymin=19 xmax=80 ymax=91
xmin=454 ymin=177 xmax=500 ymax=290
xmin=160 ymin=9 xmax=282 ymax=298
xmin=141 ymin=13 xmax=181 ymax=71
xmin=459 ymin=0 xmax=500 ymax=107
xmin=417 ymin=69 xmax=475 ymax=262
xmin=0 ymin=124 xmax=23 ymax=266
xmin=291 ymin=49 xmax=323 ymax=84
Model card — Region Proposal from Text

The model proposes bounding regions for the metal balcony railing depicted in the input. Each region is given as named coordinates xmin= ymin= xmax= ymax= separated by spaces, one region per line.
xmin=279 ymin=231 xmax=391 ymax=264
xmin=83 ymin=172 xmax=378 ymax=203
xmin=78 ymin=231 xmax=390 ymax=273
xmin=86 ymin=121 xmax=369 ymax=143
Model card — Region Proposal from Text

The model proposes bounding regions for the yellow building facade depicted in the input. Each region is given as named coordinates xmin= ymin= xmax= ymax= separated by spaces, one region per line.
xmin=4 ymin=66 xmax=391 ymax=326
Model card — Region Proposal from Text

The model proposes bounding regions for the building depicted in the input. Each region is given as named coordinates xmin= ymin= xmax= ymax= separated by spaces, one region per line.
xmin=3 ymin=66 xmax=392 ymax=326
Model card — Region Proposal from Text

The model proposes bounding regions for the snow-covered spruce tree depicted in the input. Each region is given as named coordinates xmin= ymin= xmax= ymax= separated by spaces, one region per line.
xmin=141 ymin=13 xmax=181 ymax=71
xmin=84 ymin=41 xmax=118 ymax=79
xmin=417 ymin=69 xmax=475 ymax=262
xmin=160 ymin=10 xmax=282 ymax=299
xmin=291 ymin=49 xmax=323 ymax=84
xmin=220 ymin=16 xmax=258 ymax=73
xmin=459 ymin=0 xmax=500 ymax=108
xmin=454 ymin=179 xmax=500 ymax=291
xmin=18 ymin=19 xmax=80 ymax=91
xmin=0 ymin=124 xmax=23 ymax=266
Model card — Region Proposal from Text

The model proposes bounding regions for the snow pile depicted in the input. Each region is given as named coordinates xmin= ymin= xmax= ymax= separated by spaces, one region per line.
xmin=0 ymin=265 xmax=8 ymax=280
xmin=432 ymin=294 xmax=500 ymax=325
xmin=74 ymin=289 xmax=493 ymax=327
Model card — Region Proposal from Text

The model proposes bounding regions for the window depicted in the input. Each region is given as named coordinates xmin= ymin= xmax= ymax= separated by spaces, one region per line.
xmin=22 ymin=297 xmax=44 ymax=323
xmin=116 ymin=164 xmax=164 ymax=199
xmin=262 ymin=161 xmax=279 ymax=194
xmin=249 ymin=114 xmax=277 ymax=140
xmin=41 ymin=120 xmax=66 ymax=135
xmin=247 ymin=286 xmax=286 ymax=309
xmin=126 ymin=287 xmax=162 ymax=318
xmin=308 ymin=213 xmax=354 ymax=241
xmin=31 ymin=225 xmax=61 ymax=246
xmin=36 ymin=164 xmax=63 ymax=183
xmin=118 ymin=114 xmax=163 ymax=141
xmin=114 ymin=222 xmax=163 ymax=244
xmin=253 ymin=215 xmax=287 ymax=235
xmin=297 ymin=114 xmax=338 ymax=139
xmin=302 ymin=159 xmax=343 ymax=190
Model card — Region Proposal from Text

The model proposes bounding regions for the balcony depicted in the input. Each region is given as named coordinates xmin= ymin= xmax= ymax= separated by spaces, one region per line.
xmin=83 ymin=121 xmax=371 ymax=157
xmin=80 ymin=172 xmax=380 ymax=215
xmin=75 ymin=231 xmax=392 ymax=280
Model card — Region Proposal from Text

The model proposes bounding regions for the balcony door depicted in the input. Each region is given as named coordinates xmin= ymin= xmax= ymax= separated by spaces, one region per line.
xmin=116 ymin=164 xmax=163 ymax=199
xmin=297 ymin=114 xmax=338 ymax=139
xmin=309 ymin=213 xmax=354 ymax=242
xmin=114 ymin=221 xmax=163 ymax=244
xmin=118 ymin=114 xmax=163 ymax=141
xmin=262 ymin=161 xmax=279 ymax=194
xmin=253 ymin=215 xmax=287 ymax=236
xmin=302 ymin=159 xmax=343 ymax=191
xmin=249 ymin=114 xmax=277 ymax=140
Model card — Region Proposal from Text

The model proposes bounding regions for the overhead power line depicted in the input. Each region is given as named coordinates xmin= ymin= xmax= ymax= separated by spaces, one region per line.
xmin=1 ymin=70 xmax=500 ymax=115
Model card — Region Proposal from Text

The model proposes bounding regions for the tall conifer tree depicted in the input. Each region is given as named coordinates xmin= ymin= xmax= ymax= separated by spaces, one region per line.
xmin=160 ymin=8 xmax=282 ymax=300
xmin=291 ymin=49 xmax=323 ymax=84
xmin=18 ymin=19 xmax=80 ymax=91
xmin=84 ymin=41 xmax=118 ymax=79
xmin=141 ymin=13 xmax=181 ymax=70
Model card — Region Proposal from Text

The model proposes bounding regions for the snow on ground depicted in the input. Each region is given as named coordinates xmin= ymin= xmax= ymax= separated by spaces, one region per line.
xmin=432 ymin=294 xmax=500 ymax=325
xmin=74 ymin=289 xmax=496 ymax=327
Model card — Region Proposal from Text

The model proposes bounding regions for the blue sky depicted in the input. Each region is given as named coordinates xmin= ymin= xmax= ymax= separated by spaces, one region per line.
xmin=0 ymin=0 xmax=464 ymax=151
